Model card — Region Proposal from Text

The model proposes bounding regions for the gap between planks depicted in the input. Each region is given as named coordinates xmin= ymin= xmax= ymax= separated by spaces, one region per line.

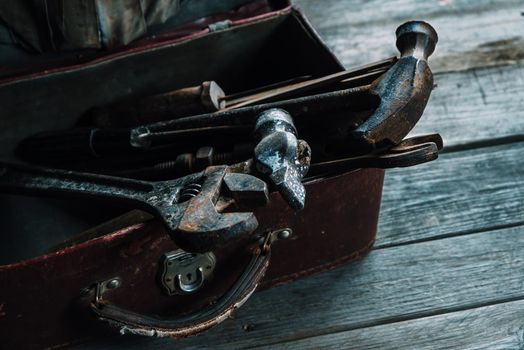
xmin=76 ymin=224 xmax=524 ymax=350
xmin=250 ymin=298 xmax=524 ymax=350
xmin=296 ymin=0 xmax=524 ymax=149
xmin=440 ymin=134 xmax=524 ymax=155
xmin=400 ymin=59 xmax=524 ymax=148
xmin=75 ymin=1 xmax=524 ymax=348
xmin=374 ymin=220 xmax=524 ymax=250
xmin=377 ymin=141 xmax=524 ymax=246
xmin=295 ymin=0 xmax=524 ymax=74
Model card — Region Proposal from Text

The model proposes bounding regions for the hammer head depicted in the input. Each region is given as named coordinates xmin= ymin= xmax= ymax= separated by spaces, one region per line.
xmin=396 ymin=21 xmax=438 ymax=60
xmin=254 ymin=109 xmax=311 ymax=211
xmin=348 ymin=21 xmax=438 ymax=152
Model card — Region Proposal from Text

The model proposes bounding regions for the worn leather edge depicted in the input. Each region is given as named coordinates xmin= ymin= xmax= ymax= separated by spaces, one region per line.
xmin=0 ymin=5 xmax=293 ymax=86
xmin=93 ymin=250 xmax=271 ymax=338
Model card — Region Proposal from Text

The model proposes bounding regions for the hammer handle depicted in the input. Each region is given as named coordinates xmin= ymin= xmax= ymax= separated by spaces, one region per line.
xmin=88 ymin=81 xmax=225 ymax=127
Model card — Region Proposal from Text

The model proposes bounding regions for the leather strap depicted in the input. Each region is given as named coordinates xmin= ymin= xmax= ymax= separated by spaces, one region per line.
xmin=91 ymin=246 xmax=270 ymax=337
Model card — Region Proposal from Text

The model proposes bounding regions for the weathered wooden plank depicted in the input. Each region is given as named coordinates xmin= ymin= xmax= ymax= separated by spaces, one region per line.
xmin=296 ymin=2 xmax=524 ymax=147
xmin=71 ymin=98 xmax=524 ymax=349
xmin=64 ymin=2 xmax=524 ymax=350
xmin=75 ymin=116 xmax=524 ymax=350
xmin=254 ymin=299 xmax=524 ymax=350
xmin=76 ymin=226 xmax=524 ymax=349
xmin=377 ymin=142 xmax=524 ymax=247
xmin=412 ymin=63 xmax=524 ymax=147
xmin=295 ymin=0 xmax=524 ymax=72
xmin=295 ymin=0 xmax=520 ymax=28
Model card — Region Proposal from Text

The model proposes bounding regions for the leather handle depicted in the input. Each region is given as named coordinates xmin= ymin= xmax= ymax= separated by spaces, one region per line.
xmin=90 ymin=246 xmax=271 ymax=338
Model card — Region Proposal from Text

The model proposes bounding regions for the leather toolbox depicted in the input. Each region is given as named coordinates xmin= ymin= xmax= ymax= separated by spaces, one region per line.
xmin=0 ymin=1 xmax=440 ymax=348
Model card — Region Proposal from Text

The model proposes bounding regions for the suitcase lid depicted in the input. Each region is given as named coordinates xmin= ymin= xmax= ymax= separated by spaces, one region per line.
xmin=0 ymin=0 xmax=290 ymax=79
xmin=0 ymin=0 xmax=348 ymax=265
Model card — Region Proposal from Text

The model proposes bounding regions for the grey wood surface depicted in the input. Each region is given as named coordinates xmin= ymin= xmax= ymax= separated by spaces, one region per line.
xmin=378 ymin=142 xmax=524 ymax=247
xmin=299 ymin=0 xmax=524 ymax=148
xmin=255 ymin=300 xmax=524 ymax=350
xmin=297 ymin=0 xmax=524 ymax=73
xmin=79 ymin=227 xmax=524 ymax=350
xmin=80 ymin=0 xmax=524 ymax=349
xmin=412 ymin=64 xmax=524 ymax=149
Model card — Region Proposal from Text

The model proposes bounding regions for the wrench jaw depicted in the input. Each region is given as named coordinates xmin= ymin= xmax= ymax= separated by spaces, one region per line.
xmin=272 ymin=167 xmax=306 ymax=212
xmin=223 ymin=172 xmax=269 ymax=209
xmin=167 ymin=107 xmax=312 ymax=252
xmin=174 ymin=209 xmax=259 ymax=254
xmin=166 ymin=166 xmax=269 ymax=253
xmin=0 ymin=22 xmax=441 ymax=257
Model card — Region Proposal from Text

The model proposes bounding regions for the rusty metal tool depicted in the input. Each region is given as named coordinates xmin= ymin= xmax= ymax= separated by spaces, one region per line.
xmin=112 ymin=133 xmax=442 ymax=182
xmin=17 ymin=21 xmax=437 ymax=168
xmin=128 ymin=84 xmax=372 ymax=149
xmin=223 ymin=57 xmax=395 ymax=109
xmin=0 ymin=163 xmax=266 ymax=253
xmin=253 ymin=109 xmax=311 ymax=210
xmin=132 ymin=21 xmax=437 ymax=150
xmin=2 ymin=109 xmax=311 ymax=252
xmin=84 ymin=81 xmax=227 ymax=128
xmin=16 ymin=84 xmax=370 ymax=163
xmin=307 ymin=134 xmax=443 ymax=177
xmin=348 ymin=21 xmax=438 ymax=152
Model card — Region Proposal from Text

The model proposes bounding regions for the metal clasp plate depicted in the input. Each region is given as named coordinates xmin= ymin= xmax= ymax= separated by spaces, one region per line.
xmin=160 ymin=250 xmax=216 ymax=295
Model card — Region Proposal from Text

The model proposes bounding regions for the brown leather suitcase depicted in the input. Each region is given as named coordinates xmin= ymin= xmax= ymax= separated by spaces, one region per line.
xmin=0 ymin=1 xmax=439 ymax=348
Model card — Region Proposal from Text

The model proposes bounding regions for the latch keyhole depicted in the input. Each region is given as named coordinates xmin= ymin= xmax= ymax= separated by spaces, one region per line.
xmin=175 ymin=267 xmax=204 ymax=293
xmin=160 ymin=250 xmax=216 ymax=295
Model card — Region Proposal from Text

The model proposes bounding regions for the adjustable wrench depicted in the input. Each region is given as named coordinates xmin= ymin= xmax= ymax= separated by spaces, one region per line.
xmin=0 ymin=163 xmax=267 ymax=253
xmin=0 ymin=109 xmax=311 ymax=253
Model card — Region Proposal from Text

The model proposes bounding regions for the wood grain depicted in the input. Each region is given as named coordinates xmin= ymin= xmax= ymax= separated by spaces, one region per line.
xmin=75 ymin=142 xmax=524 ymax=349
xmin=75 ymin=1 xmax=524 ymax=349
xmin=411 ymin=63 xmax=524 ymax=148
xmin=254 ymin=299 xmax=524 ymax=350
xmin=377 ymin=142 xmax=524 ymax=247
xmin=76 ymin=226 xmax=524 ymax=349
xmin=294 ymin=1 xmax=524 ymax=148
xmin=295 ymin=0 xmax=524 ymax=73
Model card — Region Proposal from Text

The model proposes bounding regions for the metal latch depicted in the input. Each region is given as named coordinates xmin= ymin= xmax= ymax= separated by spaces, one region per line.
xmin=160 ymin=250 xmax=216 ymax=295
xmin=207 ymin=20 xmax=232 ymax=32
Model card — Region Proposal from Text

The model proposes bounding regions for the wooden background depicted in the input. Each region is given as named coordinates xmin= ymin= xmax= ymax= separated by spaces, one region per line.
xmin=80 ymin=0 xmax=524 ymax=349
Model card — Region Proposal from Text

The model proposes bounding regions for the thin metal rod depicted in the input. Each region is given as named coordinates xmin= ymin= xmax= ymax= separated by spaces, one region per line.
xmin=134 ymin=85 xmax=373 ymax=148
xmin=223 ymin=57 xmax=396 ymax=110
